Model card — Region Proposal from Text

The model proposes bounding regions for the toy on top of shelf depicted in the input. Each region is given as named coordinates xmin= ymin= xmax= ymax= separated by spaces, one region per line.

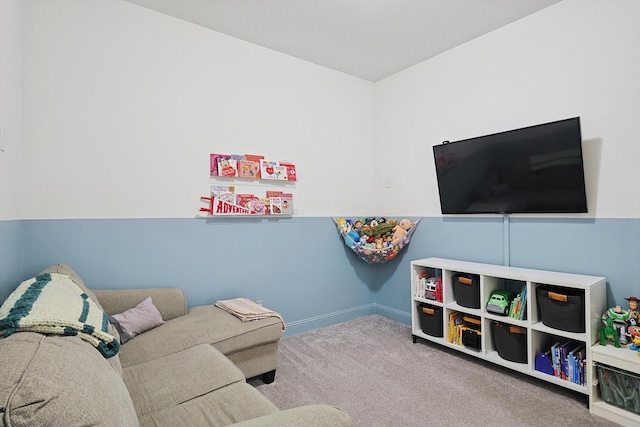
xmin=626 ymin=296 xmax=639 ymax=326
xmin=617 ymin=296 xmax=640 ymax=347
xmin=628 ymin=325 xmax=640 ymax=352
xmin=599 ymin=306 xmax=631 ymax=348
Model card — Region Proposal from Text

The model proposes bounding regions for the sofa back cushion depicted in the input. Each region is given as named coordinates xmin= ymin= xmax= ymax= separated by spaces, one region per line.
xmin=0 ymin=332 xmax=138 ymax=427
xmin=93 ymin=288 xmax=188 ymax=321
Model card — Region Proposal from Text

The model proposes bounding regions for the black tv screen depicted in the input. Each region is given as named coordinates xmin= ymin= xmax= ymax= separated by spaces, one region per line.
xmin=433 ymin=117 xmax=588 ymax=214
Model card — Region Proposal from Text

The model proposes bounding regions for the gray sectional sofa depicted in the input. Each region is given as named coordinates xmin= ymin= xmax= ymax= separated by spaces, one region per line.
xmin=0 ymin=264 xmax=352 ymax=427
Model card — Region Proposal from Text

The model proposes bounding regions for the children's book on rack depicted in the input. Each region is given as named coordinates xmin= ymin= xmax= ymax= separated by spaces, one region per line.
xmin=210 ymin=153 xmax=296 ymax=182
xmin=210 ymin=185 xmax=235 ymax=205
xmin=199 ymin=190 xmax=294 ymax=216
xmin=238 ymin=154 xmax=263 ymax=179
xmin=266 ymin=191 xmax=294 ymax=215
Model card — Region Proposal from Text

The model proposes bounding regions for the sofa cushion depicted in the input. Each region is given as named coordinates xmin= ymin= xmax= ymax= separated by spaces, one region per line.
xmin=118 ymin=305 xmax=282 ymax=368
xmin=122 ymin=344 xmax=245 ymax=418
xmin=231 ymin=405 xmax=354 ymax=427
xmin=109 ymin=296 xmax=164 ymax=343
xmin=138 ymin=382 xmax=278 ymax=427
xmin=0 ymin=332 xmax=137 ymax=427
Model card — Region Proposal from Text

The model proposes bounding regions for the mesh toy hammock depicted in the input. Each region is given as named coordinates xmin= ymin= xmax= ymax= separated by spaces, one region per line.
xmin=333 ymin=217 xmax=420 ymax=264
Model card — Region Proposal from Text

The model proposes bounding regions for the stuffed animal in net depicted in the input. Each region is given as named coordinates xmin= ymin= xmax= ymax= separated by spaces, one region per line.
xmin=391 ymin=219 xmax=414 ymax=245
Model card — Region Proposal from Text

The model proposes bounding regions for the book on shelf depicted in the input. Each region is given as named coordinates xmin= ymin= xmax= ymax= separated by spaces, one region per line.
xmin=236 ymin=194 xmax=259 ymax=212
xmin=238 ymin=154 xmax=264 ymax=179
xmin=266 ymin=191 xmax=294 ymax=215
xmin=261 ymin=160 xmax=289 ymax=180
xmin=280 ymin=193 xmax=293 ymax=214
xmin=210 ymin=185 xmax=235 ymax=205
xmin=210 ymin=153 xmax=230 ymax=177
xmin=218 ymin=156 xmax=238 ymax=177
xmin=548 ymin=340 xmax=586 ymax=385
xmin=448 ymin=312 xmax=466 ymax=345
xmin=508 ymin=284 xmax=527 ymax=320
xmin=414 ymin=272 xmax=428 ymax=298
xmin=279 ymin=161 xmax=297 ymax=181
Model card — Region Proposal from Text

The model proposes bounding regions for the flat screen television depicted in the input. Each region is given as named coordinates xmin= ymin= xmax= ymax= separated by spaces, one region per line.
xmin=433 ymin=117 xmax=588 ymax=214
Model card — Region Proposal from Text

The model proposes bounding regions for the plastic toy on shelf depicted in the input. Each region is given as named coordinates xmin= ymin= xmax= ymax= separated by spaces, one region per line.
xmin=600 ymin=306 xmax=631 ymax=348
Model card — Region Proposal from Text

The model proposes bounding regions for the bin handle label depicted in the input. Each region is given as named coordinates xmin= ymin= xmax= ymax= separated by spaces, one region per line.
xmin=548 ymin=291 xmax=567 ymax=302
xmin=422 ymin=307 xmax=435 ymax=315
xmin=509 ymin=325 xmax=526 ymax=334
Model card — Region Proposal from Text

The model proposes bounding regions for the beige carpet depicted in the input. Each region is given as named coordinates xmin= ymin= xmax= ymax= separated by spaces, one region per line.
xmin=250 ymin=314 xmax=618 ymax=427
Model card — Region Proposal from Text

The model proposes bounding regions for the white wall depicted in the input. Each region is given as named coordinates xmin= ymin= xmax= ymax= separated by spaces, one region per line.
xmin=21 ymin=0 xmax=375 ymax=219
xmin=374 ymin=0 xmax=640 ymax=219
xmin=0 ymin=0 xmax=23 ymax=220
xmin=18 ymin=0 xmax=640 ymax=220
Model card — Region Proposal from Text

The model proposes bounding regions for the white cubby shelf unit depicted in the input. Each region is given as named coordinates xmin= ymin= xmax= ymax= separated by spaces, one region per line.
xmin=411 ymin=257 xmax=606 ymax=397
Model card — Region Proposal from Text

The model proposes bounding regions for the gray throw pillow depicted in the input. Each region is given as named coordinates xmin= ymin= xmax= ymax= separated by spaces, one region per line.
xmin=108 ymin=297 xmax=164 ymax=344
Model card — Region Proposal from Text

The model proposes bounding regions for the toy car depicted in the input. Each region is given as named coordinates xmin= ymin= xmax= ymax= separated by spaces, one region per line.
xmin=486 ymin=290 xmax=514 ymax=315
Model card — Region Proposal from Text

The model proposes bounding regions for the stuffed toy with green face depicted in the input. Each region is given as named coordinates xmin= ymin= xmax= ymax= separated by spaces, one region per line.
xmin=361 ymin=222 xmax=395 ymax=238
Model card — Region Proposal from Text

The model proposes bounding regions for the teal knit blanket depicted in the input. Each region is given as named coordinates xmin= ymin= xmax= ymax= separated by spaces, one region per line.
xmin=0 ymin=273 xmax=119 ymax=358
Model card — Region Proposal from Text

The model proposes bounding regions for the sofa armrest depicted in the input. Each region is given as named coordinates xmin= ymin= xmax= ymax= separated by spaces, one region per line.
xmin=230 ymin=405 xmax=352 ymax=427
xmin=92 ymin=288 xmax=188 ymax=321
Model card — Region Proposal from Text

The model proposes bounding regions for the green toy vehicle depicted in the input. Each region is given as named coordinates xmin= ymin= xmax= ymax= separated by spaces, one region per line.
xmin=486 ymin=290 xmax=514 ymax=315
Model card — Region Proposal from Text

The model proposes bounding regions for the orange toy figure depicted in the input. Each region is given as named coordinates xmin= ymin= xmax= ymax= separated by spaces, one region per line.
xmin=628 ymin=326 xmax=640 ymax=355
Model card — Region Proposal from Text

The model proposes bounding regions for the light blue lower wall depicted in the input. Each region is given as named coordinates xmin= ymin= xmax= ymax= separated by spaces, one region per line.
xmin=375 ymin=217 xmax=640 ymax=324
xmin=0 ymin=220 xmax=23 ymax=304
xmin=18 ymin=217 xmax=375 ymax=336
xmin=1 ymin=217 xmax=637 ymax=334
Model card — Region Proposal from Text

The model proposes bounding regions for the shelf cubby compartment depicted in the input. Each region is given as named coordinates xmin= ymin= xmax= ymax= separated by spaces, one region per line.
xmin=410 ymin=257 xmax=605 ymax=400
xmin=445 ymin=309 xmax=482 ymax=354
xmin=590 ymin=344 xmax=640 ymax=426
xmin=531 ymin=330 xmax=589 ymax=393
xmin=412 ymin=265 xmax=442 ymax=301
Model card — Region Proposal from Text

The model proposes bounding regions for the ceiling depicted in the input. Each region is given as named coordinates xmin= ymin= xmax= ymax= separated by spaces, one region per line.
xmin=125 ymin=0 xmax=561 ymax=82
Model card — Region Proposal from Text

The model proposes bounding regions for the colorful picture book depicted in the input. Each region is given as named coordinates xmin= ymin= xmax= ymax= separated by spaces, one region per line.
xmin=508 ymin=284 xmax=527 ymax=320
xmin=200 ymin=191 xmax=294 ymax=216
xmin=210 ymin=153 xmax=296 ymax=181
xmin=266 ymin=191 xmax=294 ymax=215
xmin=210 ymin=185 xmax=235 ymax=204
xmin=238 ymin=154 xmax=263 ymax=179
